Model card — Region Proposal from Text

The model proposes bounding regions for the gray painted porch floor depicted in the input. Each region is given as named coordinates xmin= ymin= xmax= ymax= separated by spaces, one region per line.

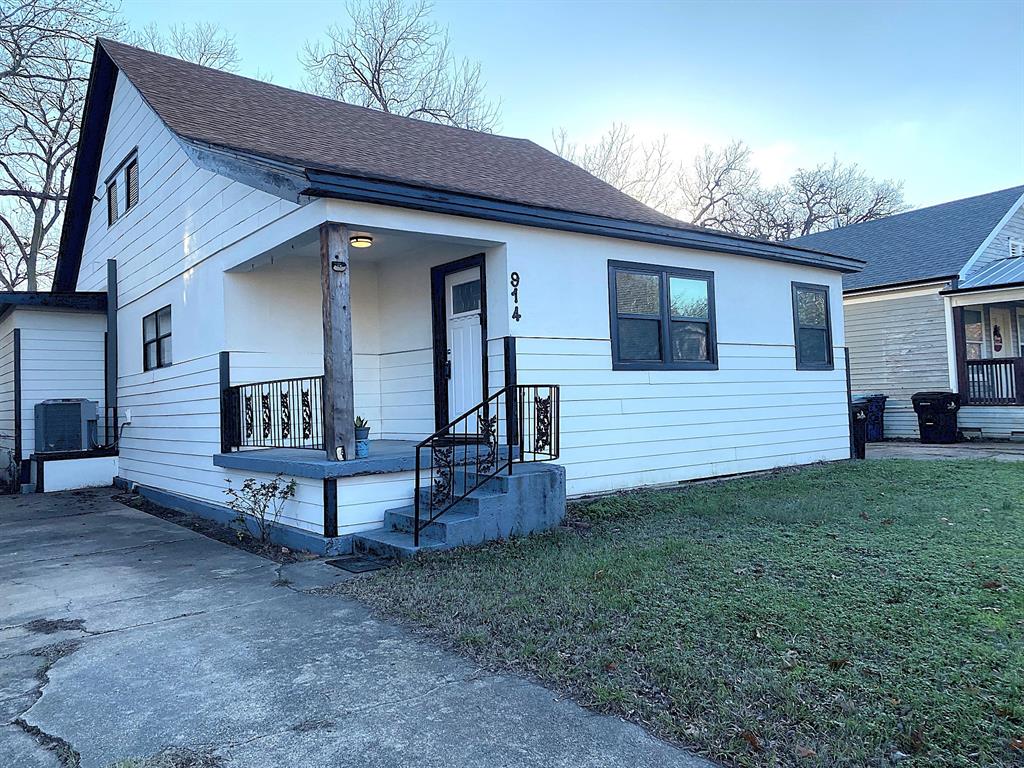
xmin=213 ymin=439 xmax=420 ymax=478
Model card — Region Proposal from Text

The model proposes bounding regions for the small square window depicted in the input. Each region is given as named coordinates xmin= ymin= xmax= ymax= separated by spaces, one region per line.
xmin=792 ymin=283 xmax=833 ymax=370
xmin=143 ymin=305 xmax=172 ymax=371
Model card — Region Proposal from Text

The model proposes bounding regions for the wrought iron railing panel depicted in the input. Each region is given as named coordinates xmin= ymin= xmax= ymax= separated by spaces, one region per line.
xmin=222 ymin=375 xmax=325 ymax=451
xmin=414 ymin=384 xmax=559 ymax=546
xmin=964 ymin=358 xmax=1024 ymax=406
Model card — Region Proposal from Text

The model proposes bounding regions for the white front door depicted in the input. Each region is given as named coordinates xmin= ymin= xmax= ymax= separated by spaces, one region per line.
xmin=989 ymin=307 xmax=1013 ymax=358
xmin=445 ymin=267 xmax=483 ymax=425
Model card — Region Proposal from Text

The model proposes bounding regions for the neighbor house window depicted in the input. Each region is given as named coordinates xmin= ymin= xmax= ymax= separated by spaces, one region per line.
xmin=963 ymin=308 xmax=984 ymax=360
xmin=792 ymin=282 xmax=833 ymax=370
xmin=143 ymin=306 xmax=172 ymax=371
xmin=608 ymin=260 xmax=717 ymax=370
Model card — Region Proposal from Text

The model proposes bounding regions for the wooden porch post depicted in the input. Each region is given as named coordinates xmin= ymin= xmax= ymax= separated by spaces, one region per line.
xmin=951 ymin=306 xmax=968 ymax=403
xmin=320 ymin=222 xmax=355 ymax=461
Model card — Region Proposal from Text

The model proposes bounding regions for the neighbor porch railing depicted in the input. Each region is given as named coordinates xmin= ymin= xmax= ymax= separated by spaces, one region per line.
xmin=221 ymin=374 xmax=325 ymax=451
xmin=963 ymin=358 xmax=1024 ymax=406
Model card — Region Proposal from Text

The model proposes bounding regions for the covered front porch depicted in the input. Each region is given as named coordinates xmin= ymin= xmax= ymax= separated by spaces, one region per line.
xmin=212 ymin=218 xmax=562 ymax=550
xmin=948 ymin=283 xmax=1024 ymax=439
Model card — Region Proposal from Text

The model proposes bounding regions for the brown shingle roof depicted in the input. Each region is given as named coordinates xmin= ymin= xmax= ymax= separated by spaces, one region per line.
xmin=99 ymin=38 xmax=689 ymax=229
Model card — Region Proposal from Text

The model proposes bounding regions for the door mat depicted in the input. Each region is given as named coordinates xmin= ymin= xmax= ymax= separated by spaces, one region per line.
xmin=325 ymin=556 xmax=391 ymax=573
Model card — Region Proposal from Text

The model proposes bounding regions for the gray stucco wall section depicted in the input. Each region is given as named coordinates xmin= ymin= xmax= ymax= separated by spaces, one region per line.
xmin=844 ymin=289 xmax=951 ymax=438
xmin=963 ymin=202 xmax=1024 ymax=279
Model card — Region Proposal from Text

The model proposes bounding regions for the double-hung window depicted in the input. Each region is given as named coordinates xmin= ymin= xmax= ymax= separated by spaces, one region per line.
xmin=791 ymin=282 xmax=833 ymax=370
xmin=143 ymin=305 xmax=172 ymax=371
xmin=609 ymin=261 xmax=717 ymax=370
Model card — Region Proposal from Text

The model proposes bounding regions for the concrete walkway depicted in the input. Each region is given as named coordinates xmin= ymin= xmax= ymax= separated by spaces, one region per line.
xmin=867 ymin=440 xmax=1024 ymax=461
xmin=0 ymin=489 xmax=710 ymax=768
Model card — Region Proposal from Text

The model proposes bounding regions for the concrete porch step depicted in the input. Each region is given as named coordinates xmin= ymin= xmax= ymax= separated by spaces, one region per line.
xmin=352 ymin=463 xmax=567 ymax=561
xmin=351 ymin=528 xmax=447 ymax=559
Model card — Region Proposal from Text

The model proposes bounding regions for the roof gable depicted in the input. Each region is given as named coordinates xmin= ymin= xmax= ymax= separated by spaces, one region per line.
xmin=53 ymin=39 xmax=864 ymax=291
xmin=790 ymin=185 xmax=1024 ymax=292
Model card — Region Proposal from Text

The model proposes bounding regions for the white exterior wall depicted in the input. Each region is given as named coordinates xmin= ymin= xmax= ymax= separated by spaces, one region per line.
xmin=15 ymin=309 xmax=107 ymax=457
xmin=0 ymin=314 xmax=15 ymax=459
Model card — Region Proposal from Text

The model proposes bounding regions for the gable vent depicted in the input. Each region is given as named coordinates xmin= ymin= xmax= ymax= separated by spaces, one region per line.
xmin=1010 ymin=239 xmax=1024 ymax=259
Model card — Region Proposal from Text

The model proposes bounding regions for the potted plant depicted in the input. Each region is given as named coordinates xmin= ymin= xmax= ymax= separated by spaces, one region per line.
xmin=354 ymin=416 xmax=371 ymax=458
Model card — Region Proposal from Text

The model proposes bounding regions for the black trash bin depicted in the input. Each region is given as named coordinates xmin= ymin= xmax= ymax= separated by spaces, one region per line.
xmin=863 ymin=394 xmax=888 ymax=441
xmin=911 ymin=392 xmax=961 ymax=444
xmin=850 ymin=400 xmax=868 ymax=459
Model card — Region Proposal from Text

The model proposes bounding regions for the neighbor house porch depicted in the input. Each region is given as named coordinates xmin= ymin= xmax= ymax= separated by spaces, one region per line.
xmin=211 ymin=219 xmax=562 ymax=554
xmin=948 ymin=283 xmax=1024 ymax=439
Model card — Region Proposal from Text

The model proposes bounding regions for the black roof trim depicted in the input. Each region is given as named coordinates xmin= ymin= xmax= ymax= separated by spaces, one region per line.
xmin=940 ymin=280 xmax=1024 ymax=296
xmin=0 ymin=291 xmax=107 ymax=320
xmin=843 ymin=275 xmax=957 ymax=296
xmin=304 ymin=170 xmax=865 ymax=274
xmin=53 ymin=44 xmax=117 ymax=292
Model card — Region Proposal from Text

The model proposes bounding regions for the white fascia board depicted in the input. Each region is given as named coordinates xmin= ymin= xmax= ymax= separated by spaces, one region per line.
xmin=959 ymin=190 xmax=1024 ymax=280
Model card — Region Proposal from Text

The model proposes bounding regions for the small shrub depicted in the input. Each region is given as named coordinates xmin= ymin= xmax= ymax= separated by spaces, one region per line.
xmin=224 ymin=475 xmax=297 ymax=548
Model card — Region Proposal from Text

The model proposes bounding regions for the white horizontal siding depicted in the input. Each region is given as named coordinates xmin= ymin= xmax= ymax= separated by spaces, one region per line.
xmin=0 ymin=317 xmax=15 ymax=458
xmin=514 ymin=337 xmax=850 ymax=497
xmin=959 ymin=406 xmax=1024 ymax=439
xmin=379 ymin=348 xmax=434 ymax=440
xmin=117 ymin=352 xmax=324 ymax=532
xmin=14 ymin=311 xmax=106 ymax=457
xmin=77 ymin=73 xmax=297 ymax=305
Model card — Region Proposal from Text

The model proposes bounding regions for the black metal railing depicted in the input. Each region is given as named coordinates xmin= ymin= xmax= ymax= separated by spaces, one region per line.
xmin=221 ymin=375 xmax=325 ymax=451
xmin=964 ymin=358 xmax=1024 ymax=405
xmin=413 ymin=384 xmax=559 ymax=546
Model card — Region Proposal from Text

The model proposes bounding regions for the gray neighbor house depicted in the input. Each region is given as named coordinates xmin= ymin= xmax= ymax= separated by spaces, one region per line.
xmin=793 ymin=185 xmax=1024 ymax=440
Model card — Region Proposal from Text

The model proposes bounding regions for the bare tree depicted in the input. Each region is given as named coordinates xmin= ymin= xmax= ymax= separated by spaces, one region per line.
xmin=126 ymin=22 xmax=241 ymax=71
xmin=0 ymin=0 xmax=116 ymax=85
xmin=678 ymin=141 xmax=759 ymax=230
xmin=786 ymin=158 xmax=906 ymax=236
xmin=554 ymin=123 xmax=676 ymax=212
xmin=0 ymin=0 xmax=119 ymax=291
xmin=302 ymin=0 xmax=500 ymax=131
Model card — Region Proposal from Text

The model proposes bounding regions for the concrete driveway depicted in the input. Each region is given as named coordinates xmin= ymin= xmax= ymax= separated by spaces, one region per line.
xmin=0 ymin=489 xmax=709 ymax=768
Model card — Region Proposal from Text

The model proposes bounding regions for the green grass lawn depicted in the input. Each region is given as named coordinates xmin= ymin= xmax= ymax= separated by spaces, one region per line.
xmin=337 ymin=460 xmax=1024 ymax=767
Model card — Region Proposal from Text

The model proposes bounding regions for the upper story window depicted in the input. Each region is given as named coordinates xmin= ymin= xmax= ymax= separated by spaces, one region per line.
xmin=608 ymin=260 xmax=717 ymax=370
xmin=104 ymin=150 xmax=139 ymax=227
xmin=792 ymin=282 xmax=833 ymax=370
xmin=143 ymin=305 xmax=172 ymax=371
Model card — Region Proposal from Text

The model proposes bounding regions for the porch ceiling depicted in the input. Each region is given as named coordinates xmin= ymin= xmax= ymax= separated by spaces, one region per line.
xmin=226 ymin=223 xmax=500 ymax=272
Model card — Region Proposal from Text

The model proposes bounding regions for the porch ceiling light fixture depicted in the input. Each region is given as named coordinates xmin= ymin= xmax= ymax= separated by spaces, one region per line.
xmin=349 ymin=235 xmax=373 ymax=249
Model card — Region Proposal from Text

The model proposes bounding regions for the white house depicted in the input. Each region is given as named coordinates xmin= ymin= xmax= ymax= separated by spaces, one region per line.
xmin=21 ymin=40 xmax=861 ymax=555
xmin=793 ymin=185 xmax=1024 ymax=440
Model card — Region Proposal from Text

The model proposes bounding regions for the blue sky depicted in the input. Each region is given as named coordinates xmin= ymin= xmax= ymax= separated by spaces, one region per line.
xmin=121 ymin=0 xmax=1023 ymax=208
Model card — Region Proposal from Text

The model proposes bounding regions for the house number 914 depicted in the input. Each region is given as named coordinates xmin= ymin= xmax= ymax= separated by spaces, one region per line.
xmin=510 ymin=272 xmax=522 ymax=322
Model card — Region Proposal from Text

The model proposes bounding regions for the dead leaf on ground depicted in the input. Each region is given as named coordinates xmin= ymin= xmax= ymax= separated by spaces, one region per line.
xmin=781 ymin=649 xmax=799 ymax=669
xmin=795 ymin=745 xmax=817 ymax=758
xmin=739 ymin=729 xmax=763 ymax=752
xmin=881 ymin=518 xmax=895 ymax=526
xmin=859 ymin=511 xmax=870 ymax=520
xmin=828 ymin=658 xmax=849 ymax=671
xmin=981 ymin=580 xmax=1004 ymax=590
xmin=1010 ymin=737 xmax=1024 ymax=752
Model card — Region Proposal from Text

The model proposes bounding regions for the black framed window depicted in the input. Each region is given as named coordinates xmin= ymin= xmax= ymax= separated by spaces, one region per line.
xmin=126 ymin=157 xmax=139 ymax=211
xmin=609 ymin=260 xmax=717 ymax=370
xmin=106 ymin=178 xmax=118 ymax=226
xmin=792 ymin=282 xmax=833 ymax=370
xmin=143 ymin=305 xmax=172 ymax=371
